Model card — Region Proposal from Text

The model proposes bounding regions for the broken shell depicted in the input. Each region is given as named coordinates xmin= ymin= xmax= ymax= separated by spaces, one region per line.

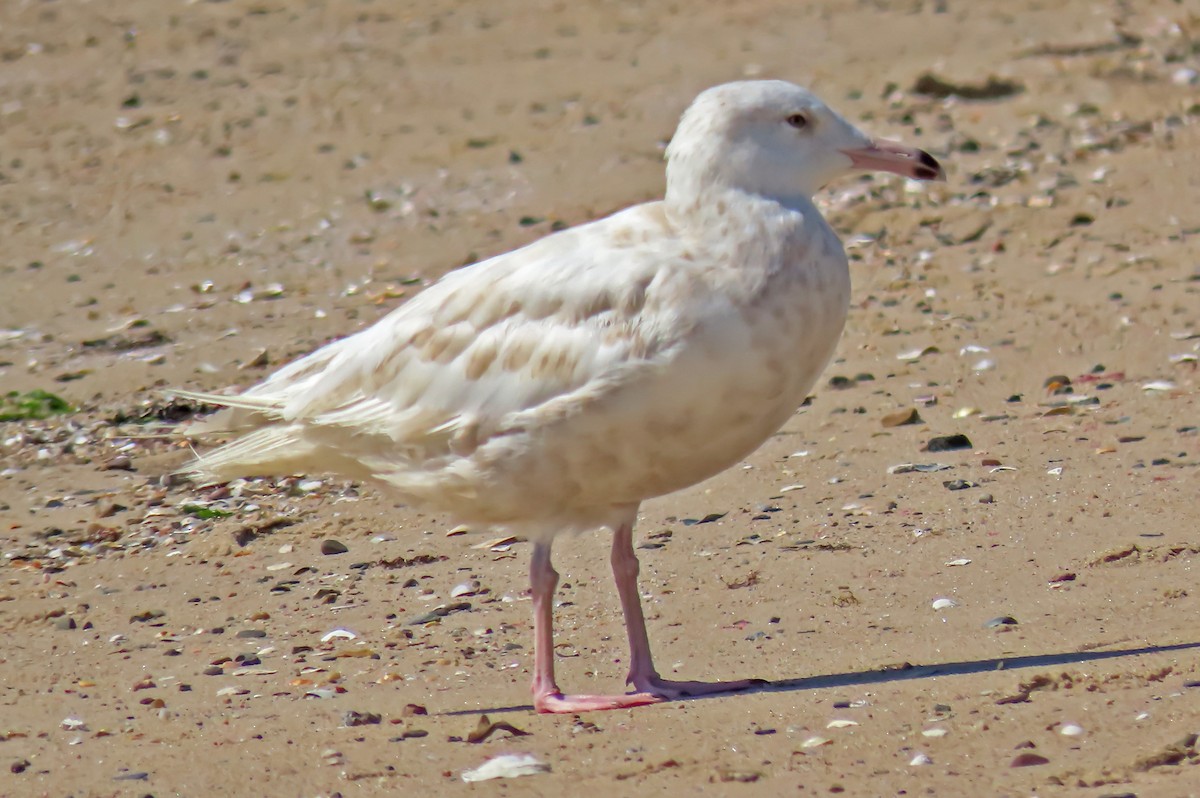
xmin=451 ymin=580 xmax=481 ymax=598
xmin=984 ymin=616 xmax=1019 ymax=628
xmin=320 ymin=628 xmax=358 ymax=643
xmin=462 ymin=753 xmax=550 ymax=782
xmin=897 ymin=346 xmax=939 ymax=362
xmin=931 ymin=598 xmax=958 ymax=610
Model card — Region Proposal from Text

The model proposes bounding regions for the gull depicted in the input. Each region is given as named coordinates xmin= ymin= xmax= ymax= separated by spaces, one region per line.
xmin=174 ymin=80 xmax=944 ymax=713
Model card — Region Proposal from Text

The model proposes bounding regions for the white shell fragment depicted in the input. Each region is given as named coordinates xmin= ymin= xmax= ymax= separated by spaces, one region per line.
xmin=461 ymin=753 xmax=550 ymax=782
xmin=471 ymin=535 xmax=519 ymax=551
xmin=898 ymin=346 xmax=939 ymax=362
xmin=800 ymin=736 xmax=831 ymax=748
xmin=888 ymin=462 xmax=952 ymax=474
xmin=1141 ymin=380 xmax=1177 ymax=392
xmin=451 ymin=581 xmax=480 ymax=598
xmin=1060 ymin=723 xmax=1085 ymax=737
xmin=320 ymin=628 xmax=358 ymax=643
xmin=931 ymin=598 xmax=958 ymax=610
xmin=909 ymin=753 xmax=933 ymax=766
xmin=826 ymin=719 xmax=859 ymax=729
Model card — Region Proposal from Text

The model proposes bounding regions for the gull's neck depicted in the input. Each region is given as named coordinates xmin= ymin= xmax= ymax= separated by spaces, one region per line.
xmin=664 ymin=182 xmax=818 ymax=240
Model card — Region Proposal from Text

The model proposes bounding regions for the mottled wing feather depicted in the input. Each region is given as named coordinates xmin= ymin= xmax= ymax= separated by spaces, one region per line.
xmin=193 ymin=203 xmax=684 ymax=471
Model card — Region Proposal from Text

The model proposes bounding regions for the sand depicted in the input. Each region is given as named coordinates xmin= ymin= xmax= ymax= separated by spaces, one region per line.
xmin=1 ymin=0 xmax=1198 ymax=795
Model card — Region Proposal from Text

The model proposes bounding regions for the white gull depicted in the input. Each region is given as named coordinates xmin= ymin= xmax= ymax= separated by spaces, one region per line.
xmin=175 ymin=80 xmax=944 ymax=713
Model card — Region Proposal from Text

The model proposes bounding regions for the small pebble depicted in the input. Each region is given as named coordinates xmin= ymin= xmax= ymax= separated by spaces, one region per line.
xmin=925 ymin=434 xmax=972 ymax=452
xmin=1010 ymin=752 xmax=1050 ymax=767
xmin=342 ymin=710 xmax=382 ymax=727
xmin=321 ymin=539 xmax=348 ymax=555
xmin=406 ymin=602 xmax=472 ymax=625
xmin=112 ymin=772 xmax=149 ymax=781
xmin=881 ymin=408 xmax=922 ymax=427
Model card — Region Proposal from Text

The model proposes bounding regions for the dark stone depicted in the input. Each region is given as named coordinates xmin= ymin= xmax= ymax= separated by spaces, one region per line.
xmin=321 ymin=539 xmax=349 ymax=555
xmin=925 ymin=434 xmax=973 ymax=452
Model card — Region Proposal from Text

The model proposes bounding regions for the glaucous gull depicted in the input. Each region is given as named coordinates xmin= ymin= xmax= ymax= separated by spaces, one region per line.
xmin=174 ymin=80 xmax=944 ymax=713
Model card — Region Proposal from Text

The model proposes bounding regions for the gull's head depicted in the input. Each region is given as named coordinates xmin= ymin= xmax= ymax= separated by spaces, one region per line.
xmin=666 ymin=80 xmax=944 ymax=202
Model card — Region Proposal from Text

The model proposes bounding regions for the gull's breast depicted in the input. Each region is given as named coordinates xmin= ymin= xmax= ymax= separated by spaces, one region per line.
xmin=451 ymin=238 xmax=852 ymax=526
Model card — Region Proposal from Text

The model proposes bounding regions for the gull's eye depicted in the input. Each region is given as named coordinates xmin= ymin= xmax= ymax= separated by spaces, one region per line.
xmin=786 ymin=113 xmax=810 ymax=130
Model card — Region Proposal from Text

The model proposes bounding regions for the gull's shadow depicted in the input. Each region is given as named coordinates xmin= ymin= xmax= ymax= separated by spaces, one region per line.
xmin=441 ymin=640 xmax=1200 ymax=716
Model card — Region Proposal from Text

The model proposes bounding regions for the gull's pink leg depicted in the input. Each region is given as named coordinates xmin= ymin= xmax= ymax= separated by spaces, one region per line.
xmin=529 ymin=540 xmax=662 ymax=714
xmin=611 ymin=513 xmax=763 ymax=699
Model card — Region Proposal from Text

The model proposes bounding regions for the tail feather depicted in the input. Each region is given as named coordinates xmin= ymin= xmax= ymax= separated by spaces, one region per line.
xmin=176 ymin=424 xmax=317 ymax=482
xmin=169 ymin=388 xmax=286 ymax=415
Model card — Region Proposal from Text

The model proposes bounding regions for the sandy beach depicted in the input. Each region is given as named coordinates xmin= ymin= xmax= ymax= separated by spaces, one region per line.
xmin=2 ymin=0 xmax=1198 ymax=795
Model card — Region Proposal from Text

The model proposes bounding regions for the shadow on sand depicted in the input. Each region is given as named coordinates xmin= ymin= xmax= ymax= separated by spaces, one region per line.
xmin=444 ymin=640 xmax=1200 ymax=716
